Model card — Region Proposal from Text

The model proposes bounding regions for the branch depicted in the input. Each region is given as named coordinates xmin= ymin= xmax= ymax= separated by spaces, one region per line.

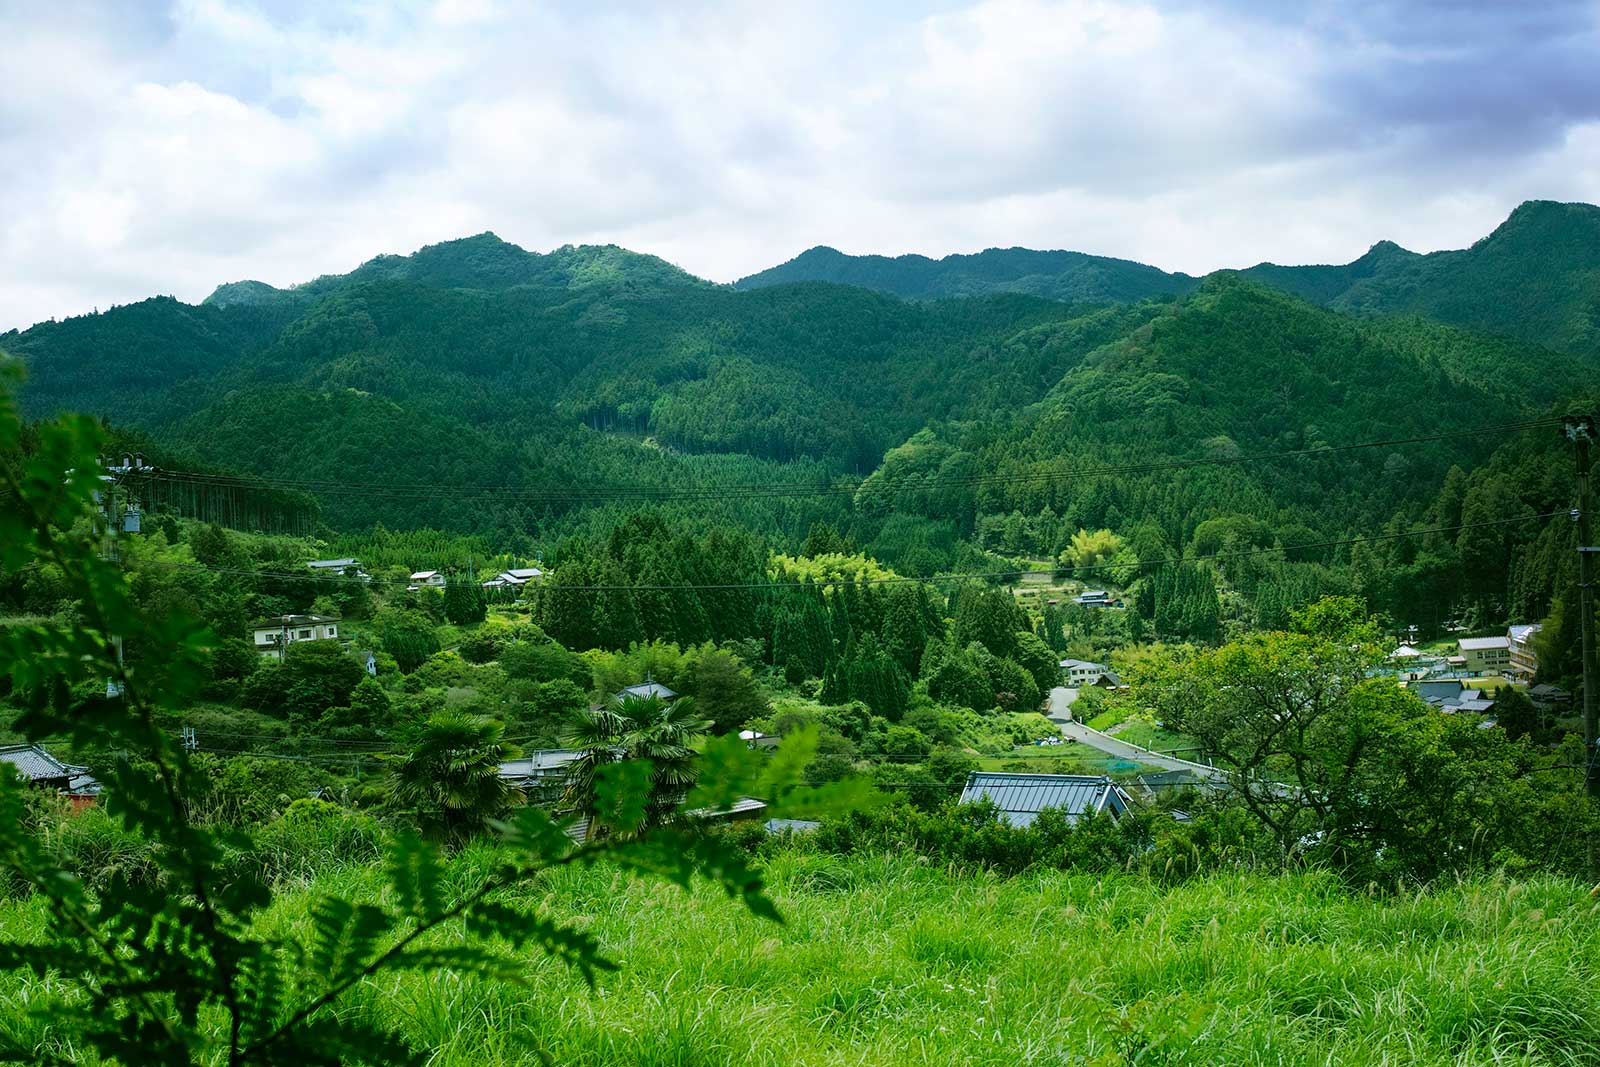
xmin=241 ymin=838 xmax=615 ymax=1061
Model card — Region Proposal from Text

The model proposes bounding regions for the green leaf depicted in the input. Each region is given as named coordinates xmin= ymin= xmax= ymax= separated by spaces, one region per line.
xmin=384 ymin=831 xmax=445 ymax=920
xmin=463 ymin=900 xmax=618 ymax=986
xmin=307 ymin=897 xmax=394 ymax=989
xmin=594 ymin=759 xmax=653 ymax=835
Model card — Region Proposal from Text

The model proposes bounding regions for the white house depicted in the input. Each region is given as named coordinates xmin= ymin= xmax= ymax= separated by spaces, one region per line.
xmin=250 ymin=614 xmax=340 ymax=658
xmin=409 ymin=570 xmax=446 ymax=589
xmin=1059 ymin=658 xmax=1110 ymax=686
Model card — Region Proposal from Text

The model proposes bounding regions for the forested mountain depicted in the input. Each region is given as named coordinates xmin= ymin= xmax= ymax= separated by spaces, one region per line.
xmin=736 ymin=245 xmax=1198 ymax=303
xmin=3 ymin=213 xmax=1595 ymax=638
xmin=204 ymin=232 xmax=706 ymax=312
xmin=1240 ymin=200 xmax=1600 ymax=358
xmin=736 ymin=201 xmax=1600 ymax=359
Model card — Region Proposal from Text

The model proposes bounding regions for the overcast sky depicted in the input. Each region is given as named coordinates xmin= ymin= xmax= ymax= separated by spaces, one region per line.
xmin=3 ymin=0 xmax=1598 ymax=331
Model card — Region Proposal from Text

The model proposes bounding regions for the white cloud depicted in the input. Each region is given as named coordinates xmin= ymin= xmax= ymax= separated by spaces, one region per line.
xmin=1 ymin=0 xmax=1597 ymax=330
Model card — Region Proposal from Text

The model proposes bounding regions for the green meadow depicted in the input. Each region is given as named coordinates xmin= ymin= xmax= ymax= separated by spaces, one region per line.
xmin=6 ymin=848 xmax=1594 ymax=1066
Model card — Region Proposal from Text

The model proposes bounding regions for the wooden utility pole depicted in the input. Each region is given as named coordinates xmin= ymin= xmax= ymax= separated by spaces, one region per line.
xmin=1565 ymin=415 xmax=1600 ymax=799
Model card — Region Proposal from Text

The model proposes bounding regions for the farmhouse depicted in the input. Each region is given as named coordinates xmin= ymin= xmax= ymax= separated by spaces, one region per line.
xmin=409 ymin=570 xmax=446 ymax=589
xmin=958 ymin=772 xmax=1132 ymax=827
xmin=1457 ymin=635 xmax=1511 ymax=675
xmin=497 ymin=749 xmax=585 ymax=803
xmin=1059 ymin=658 xmax=1110 ymax=686
xmin=250 ymin=614 xmax=340 ymax=657
xmin=483 ymin=567 xmax=543 ymax=591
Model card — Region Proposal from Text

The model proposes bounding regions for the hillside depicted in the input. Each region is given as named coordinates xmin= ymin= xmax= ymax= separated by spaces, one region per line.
xmin=736 ymin=202 xmax=1600 ymax=360
xmin=736 ymin=244 xmax=1199 ymax=303
xmin=202 ymin=232 xmax=708 ymax=311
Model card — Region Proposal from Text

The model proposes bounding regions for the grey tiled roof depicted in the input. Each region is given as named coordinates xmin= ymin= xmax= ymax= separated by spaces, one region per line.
xmin=959 ymin=772 xmax=1129 ymax=827
xmin=0 ymin=743 xmax=79 ymax=782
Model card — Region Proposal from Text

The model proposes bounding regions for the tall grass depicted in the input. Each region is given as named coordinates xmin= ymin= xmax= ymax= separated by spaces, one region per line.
xmin=7 ymin=846 xmax=1589 ymax=1064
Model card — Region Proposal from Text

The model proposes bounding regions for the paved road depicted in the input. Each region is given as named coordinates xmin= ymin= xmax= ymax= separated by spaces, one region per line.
xmin=1047 ymin=686 xmax=1078 ymax=720
xmin=1046 ymin=687 xmax=1224 ymax=778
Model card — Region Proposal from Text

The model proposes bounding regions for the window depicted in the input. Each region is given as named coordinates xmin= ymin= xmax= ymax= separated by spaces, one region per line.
xmin=298 ymin=629 xmax=312 ymax=640
xmin=326 ymin=626 xmax=337 ymax=637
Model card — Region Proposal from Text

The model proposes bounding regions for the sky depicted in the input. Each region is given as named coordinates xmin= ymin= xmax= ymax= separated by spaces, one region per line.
xmin=3 ymin=0 xmax=1599 ymax=331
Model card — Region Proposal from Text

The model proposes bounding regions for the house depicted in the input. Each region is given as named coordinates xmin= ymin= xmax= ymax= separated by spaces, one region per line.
xmin=1059 ymin=658 xmax=1110 ymax=686
xmin=498 ymin=749 xmax=585 ymax=803
xmin=0 ymin=743 xmax=98 ymax=807
xmin=958 ymin=772 xmax=1132 ymax=827
xmin=249 ymin=614 xmax=340 ymax=658
xmin=1410 ymin=679 xmax=1496 ymax=714
xmin=1457 ymin=635 xmax=1511 ymax=675
xmin=1507 ymin=624 xmax=1542 ymax=680
xmin=1530 ymin=683 xmax=1572 ymax=708
xmin=483 ymin=567 xmax=543 ymax=591
xmin=307 ymin=558 xmax=369 ymax=581
xmin=1074 ymin=590 xmax=1114 ymax=608
xmin=409 ymin=570 xmax=446 ymax=589
xmin=1412 ymin=679 xmax=1466 ymax=703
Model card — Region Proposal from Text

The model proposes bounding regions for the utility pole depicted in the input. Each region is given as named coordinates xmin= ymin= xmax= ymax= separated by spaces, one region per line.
xmin=1565 ymin=415 xmax=1600 ymax=799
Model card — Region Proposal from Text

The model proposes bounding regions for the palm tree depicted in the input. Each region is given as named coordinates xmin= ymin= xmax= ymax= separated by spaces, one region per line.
xmin=389 ymin=710 xmax=518 ymax=847
xmin=561 ymin=693 xmax=710 ymax=836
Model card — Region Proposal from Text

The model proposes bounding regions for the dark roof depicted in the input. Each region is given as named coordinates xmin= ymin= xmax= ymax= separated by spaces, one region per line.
xmin=959 ymin=772 xmax=1130 ymax=827
xmin=0 ymin=743 xmax=82 ymax=783
xmin=1413 ymin=680 xmax=1465 ymax=702
xmin=306 ymin=558 xmax=360 ymax=569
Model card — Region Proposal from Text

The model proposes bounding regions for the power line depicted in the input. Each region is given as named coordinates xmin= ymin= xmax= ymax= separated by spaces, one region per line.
xmin=140 ymin=415 xmax=1573 ymax=505
xmin=143 ymin=510 xmax=1567 ymax=592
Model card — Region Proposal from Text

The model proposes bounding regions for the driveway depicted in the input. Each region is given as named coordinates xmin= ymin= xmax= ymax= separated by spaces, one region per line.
xmin=1047 ymin=686 xmax=1078 ymax=721
xmin=1047 ymin=687 xmax=1223 ymax=778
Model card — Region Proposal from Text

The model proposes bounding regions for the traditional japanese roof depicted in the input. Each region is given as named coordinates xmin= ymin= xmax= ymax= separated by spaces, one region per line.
xmin=958 ymin=772 xmax=1130 ymax=827
xmin=0 ymin=743 xmax=82 ymax=783
xmin=306 ymin=558 xmax=360 ymax=569
xmin=1058 ymin=658 xmax=1108 ymax=671
xmin=409 ymin=570 xmax=440 ymax=580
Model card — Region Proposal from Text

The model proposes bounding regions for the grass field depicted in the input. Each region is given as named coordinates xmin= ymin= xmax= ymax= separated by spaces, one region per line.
xmin=1110 ymin=720 xmax=1198 ymax=756
xmin=977 ymin=745 xmax=1152 ymax=776
xmin=4 ymin=850 xmax=1595 ymax=1065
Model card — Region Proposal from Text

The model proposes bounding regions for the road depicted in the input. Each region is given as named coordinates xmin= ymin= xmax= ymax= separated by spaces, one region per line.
xmin=1046 ymin=687 xmax=1224 ymax=778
